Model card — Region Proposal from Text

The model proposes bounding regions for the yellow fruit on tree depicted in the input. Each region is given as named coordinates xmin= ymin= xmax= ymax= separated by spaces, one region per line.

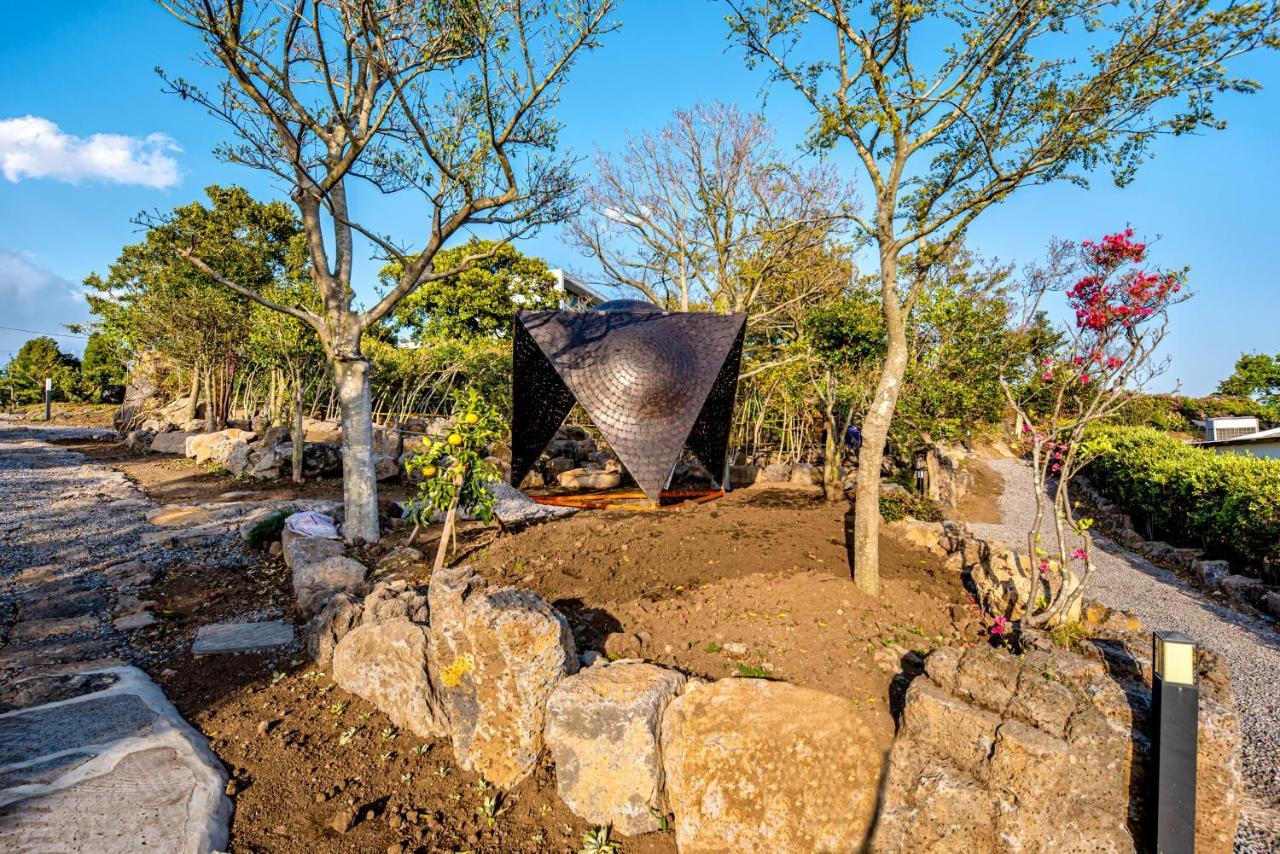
xmin=464 ymin=412 xmax=479 ymax=425
xmin=447 ymin=433 xmax=462 ymax=446
xmin=422 ymin=465 xmax=438 ymax=478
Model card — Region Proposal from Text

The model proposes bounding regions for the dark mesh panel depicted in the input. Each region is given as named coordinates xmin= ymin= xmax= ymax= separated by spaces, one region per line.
xmin=514 ymin=309 xmax=747 ymax=503
xmin=510 ymin=319 xmax=577 ymax=486
xmin=686 ymin=321 xmax=746 ymax=485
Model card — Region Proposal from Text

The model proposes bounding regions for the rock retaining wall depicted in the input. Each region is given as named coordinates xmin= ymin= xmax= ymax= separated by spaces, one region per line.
xmin=300 ymin=539 xmax=1243 ymax=851
xmin=873 ymin=637 xmax=1242 ymax=853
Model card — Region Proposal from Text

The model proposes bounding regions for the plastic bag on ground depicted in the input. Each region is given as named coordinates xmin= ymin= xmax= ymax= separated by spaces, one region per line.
xmin=284 ymin=510 xmax=340 ymax=539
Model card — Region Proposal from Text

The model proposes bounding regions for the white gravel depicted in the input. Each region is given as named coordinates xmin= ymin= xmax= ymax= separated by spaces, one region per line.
xmin=970 ymin=457 xmax=1280 ymax=850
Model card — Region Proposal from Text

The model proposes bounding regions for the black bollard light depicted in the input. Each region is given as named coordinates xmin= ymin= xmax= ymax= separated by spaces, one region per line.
xmin=44 ymin=377 xmax=51 ymax=421
xmin=1152 ymin=630 xmax=1198 ymax=853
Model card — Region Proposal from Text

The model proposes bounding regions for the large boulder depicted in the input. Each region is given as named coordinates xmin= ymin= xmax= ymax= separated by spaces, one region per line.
xmin=184 ymin=429 xmax=257 ymax=466
xmin=446 ymin=585 xmax=577 ymax=789
xmin=789 ymin=462 xmax=822 ymax=485
xmin=872 ymin=642 xmax=1242 ymax=853
xmin=374 ymin=453 xmax=401 ymax=482
xmin=361 ymin=580 xmax=428 ymax=626
xmin=427 ymin=565 xmax=487 ymax=766
xmin=304 ymin=592 xmax=363 ymax=666
xmin=223 ymin=442 xmax=254 ymax=477
xmin=374 ymin=425 xmax=403 ymax=459
xmin=281 ymin=528 xmax=345 ymax=570
xmin=332 ymin=620 xmax=448 ymax=738
xmin=759 ymin=462 xmax=793 ymax=483
xmin=556 ymin=466 xmax=622 ymax=491
xmin=301 ymin=417 xmax=341 ymax=443
xmin=967 ymin=544 xmax=1082 ymax=623
xmin=660 ymin=679 xmax=881 ymax=852
xmin=293 ymin=555 xmax=367 ymax=617
xmin=148 ymin=431 xmax=195 ymax=455
xmin=545 ymin=661 xmax=686 ymax=835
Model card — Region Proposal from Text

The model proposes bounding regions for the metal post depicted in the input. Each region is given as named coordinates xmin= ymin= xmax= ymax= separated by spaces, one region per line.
xmin=1152 ymin=631 xmax=1198 ymax=853
xmin=44 ymin=377 xmax=52 ymax=421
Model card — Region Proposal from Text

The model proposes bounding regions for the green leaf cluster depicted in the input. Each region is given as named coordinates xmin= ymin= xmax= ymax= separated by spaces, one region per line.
xmin=404 ymin=390 xmax=503 ymax=524
xmin=383 ymin=238 xmax=559 ymax=343
xmin=3 ymin=337 xmax=82 ymax=404
xmin=1084 ymin=425 xmax=1280 ymax=577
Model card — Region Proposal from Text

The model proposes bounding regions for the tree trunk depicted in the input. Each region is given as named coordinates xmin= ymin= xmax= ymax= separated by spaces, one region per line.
xmin=433 ymin=493 xmax=460 ymax=572
xmin=184 ymin=367 xmax=199 ymax=422
xmin=292 ymin=373 xmax=304 ymax=485
xmin=202 ymin=367 xmax=214 ymax=433
xmin=823 ymin=413 xmax=843 ymax=502
xmin=334 ymin=355 xmax=380 ymax=543
xmin=850 ymin=248 xmax=909 ymax=596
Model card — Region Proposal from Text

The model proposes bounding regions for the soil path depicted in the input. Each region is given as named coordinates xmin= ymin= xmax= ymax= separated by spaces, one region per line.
xmin=967 ymin=456 xmax=1280 ymax=851
xmin=0 ymin=423 xmax=232 ymax=852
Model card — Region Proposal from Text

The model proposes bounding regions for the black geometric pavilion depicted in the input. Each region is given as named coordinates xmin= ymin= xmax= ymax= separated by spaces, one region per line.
xmin=511 ymin=302 xmax=747 ymax=504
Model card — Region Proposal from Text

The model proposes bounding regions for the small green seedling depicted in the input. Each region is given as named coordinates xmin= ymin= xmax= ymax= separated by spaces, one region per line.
xmin=580 ymin=825 xmax=620 ymax=854
xmin=476 ymin=794 xmax=509 ymax=827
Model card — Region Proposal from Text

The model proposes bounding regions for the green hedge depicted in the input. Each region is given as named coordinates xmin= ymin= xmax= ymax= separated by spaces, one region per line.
xmin=1083 ymin=425 xmax=1280 ymax=581
xmin=1114 ymin=393 xmax=1278 ymax=432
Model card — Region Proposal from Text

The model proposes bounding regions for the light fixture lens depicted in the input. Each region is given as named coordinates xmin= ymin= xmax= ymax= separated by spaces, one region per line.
xmin=1154 ymin=631 xmax=1196 ymax=686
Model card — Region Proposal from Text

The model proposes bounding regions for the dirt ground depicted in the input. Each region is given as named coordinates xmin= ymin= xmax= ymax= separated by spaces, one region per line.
xmin=955 ymin=457 xmax=1003 ymax=524
xmin=35 ymin=432 xmax=1005 ymax=853
xmin=6 ymin=402 xmax=118 ymax=426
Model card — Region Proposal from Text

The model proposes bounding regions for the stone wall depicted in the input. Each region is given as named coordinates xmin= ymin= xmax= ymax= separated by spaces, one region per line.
xmin=300 ymin=542 xmax=1242 ymax=852
xmin=873 ymin=637 xmax=1242 ymax=853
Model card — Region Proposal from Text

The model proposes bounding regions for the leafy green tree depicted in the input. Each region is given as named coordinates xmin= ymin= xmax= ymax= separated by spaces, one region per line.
xmin=83 ymin=185 xmax=302 ymax=428
xmin=1217 ymin=353 xmax=1280 ymax=406
xmin=385 ymin=240 xmax=559 ymax=342
xmin=159 ymin=0 xmax=618 ymax=543
xmin=803 ymin=287 xmax=885 ymax=498
xmin=5 ymin=337 xmax=82 ymax=404
xmin=79 ymin=331 xmax=128 ymax=401
xmin=727 ymin=0 xmax=1280 ymax=594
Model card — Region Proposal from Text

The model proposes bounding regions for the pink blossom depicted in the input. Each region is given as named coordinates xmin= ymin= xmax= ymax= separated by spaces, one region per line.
xmin=990 ymin=615 xmax=1011 ymax=636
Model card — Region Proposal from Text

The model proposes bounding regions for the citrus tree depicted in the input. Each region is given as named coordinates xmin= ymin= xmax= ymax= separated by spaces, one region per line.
xmin=405 ymin=391 xmax=503 ymax=572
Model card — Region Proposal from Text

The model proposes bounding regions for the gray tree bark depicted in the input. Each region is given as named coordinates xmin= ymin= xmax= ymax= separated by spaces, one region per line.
xmin=334 ymin=355 xmax=379 ymax=543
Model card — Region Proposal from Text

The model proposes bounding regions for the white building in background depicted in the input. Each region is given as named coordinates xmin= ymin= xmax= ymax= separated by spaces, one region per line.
xmin=1201 ymin=416 xmax=1261 ymax=442
xmin=550 ymin=269 xmax=608 ymax=309
xmin=1196 ymin=425 xmax=1280 ymax=460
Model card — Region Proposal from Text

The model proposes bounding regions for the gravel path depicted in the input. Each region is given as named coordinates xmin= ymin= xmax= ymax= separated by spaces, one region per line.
xmin=970 ymin=457 xmax=1280 ymax=850
xmin=0 ymin=423 xmax=233 ymax=850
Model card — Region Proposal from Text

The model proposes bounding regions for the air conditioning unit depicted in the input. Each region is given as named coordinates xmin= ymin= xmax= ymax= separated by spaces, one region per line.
xmin=1204 ymin=416 xmax=1260 ymax=442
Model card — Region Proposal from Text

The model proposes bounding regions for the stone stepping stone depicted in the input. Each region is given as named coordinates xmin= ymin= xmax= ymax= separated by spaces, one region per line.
xmin=0 ymin=664 xmax=230 ymax=852
xmin=192 ymin=621 xmax=295 ymax=655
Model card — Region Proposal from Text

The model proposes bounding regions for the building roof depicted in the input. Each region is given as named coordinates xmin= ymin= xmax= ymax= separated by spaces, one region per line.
xmin=1195 ymin=425 xmax=1280 ymax=448
xmin=550 ymin=269 xmax=608 ymax=307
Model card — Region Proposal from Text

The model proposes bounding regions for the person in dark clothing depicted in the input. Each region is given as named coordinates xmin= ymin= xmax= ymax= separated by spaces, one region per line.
xmin=844 ymin=423 xmax=863 ymax=458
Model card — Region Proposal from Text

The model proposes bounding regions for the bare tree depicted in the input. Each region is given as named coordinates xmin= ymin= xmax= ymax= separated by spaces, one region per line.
xmin=727 ymin=0 xmax=1279 ymax=594
xmin=567 ymin=101 xmax=855 ymax=314
xmin=158 ymin=0 xmax=618 ymax=542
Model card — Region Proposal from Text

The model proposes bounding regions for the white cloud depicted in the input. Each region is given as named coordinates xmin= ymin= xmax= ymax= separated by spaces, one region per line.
xmin=0 ymin=249 xmax=92 ymax=359
xmin=0 ymin=116 xmax=181 ymax=188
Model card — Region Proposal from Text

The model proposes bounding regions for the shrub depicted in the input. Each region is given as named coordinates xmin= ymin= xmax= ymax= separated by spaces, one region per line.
xmin=245 ymin=510 xmax=290 ymax=549
xmin=879 ymin=490 xmax=943 ymax=523
xmin=1083 ymin=425 xmax=1280 ymax=581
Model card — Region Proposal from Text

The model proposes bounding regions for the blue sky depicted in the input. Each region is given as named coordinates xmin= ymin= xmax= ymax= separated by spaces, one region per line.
xmin=1 ymin=1 xmax=1277 ymax=395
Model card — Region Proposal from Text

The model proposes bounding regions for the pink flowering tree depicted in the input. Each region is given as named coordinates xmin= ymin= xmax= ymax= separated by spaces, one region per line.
xmin=1001 ymin=229 xmax=1189 ymax=628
